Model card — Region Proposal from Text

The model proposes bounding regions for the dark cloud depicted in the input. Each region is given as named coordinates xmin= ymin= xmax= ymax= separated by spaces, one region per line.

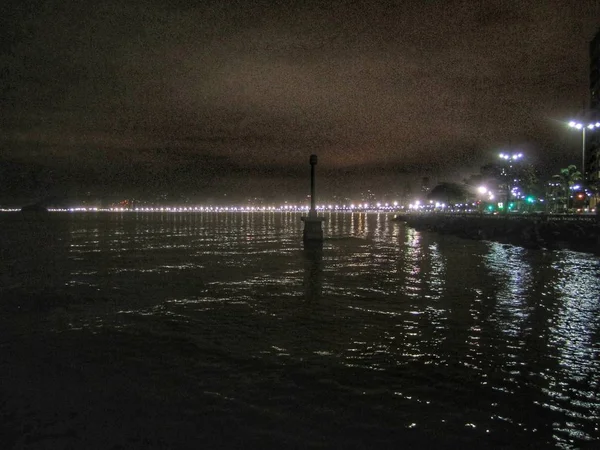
xmin=1 ymin=0 xmax=599 ymax=202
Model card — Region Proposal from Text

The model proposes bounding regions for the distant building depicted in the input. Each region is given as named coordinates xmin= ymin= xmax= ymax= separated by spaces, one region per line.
xmin=421 ymin=177 xmax=431 ymax=196
xmin=589 ymin=28 xmax=600 ymax=186
xmin=401 ymin=181 xmax=412 ymax=203
xmin=546 ymin=179 xmax=566 ymax=213
xmin=360 ymin=189 xmax=377 ymax=204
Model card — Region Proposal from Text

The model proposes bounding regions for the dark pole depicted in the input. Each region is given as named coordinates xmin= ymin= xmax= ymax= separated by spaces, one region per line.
xmin=506 ymin=180 xmax=511 ymax=215
xmin=310 ymin=154 xmax=317 ymax=213
xmin=302 ymin=154 xmax=324 ymax=244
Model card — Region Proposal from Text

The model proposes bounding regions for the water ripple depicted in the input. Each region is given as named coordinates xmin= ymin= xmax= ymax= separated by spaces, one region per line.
xmin=1 ymin=212 xmax=599 ymax=449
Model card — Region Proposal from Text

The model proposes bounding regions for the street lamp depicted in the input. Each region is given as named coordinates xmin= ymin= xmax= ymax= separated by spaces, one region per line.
xmin=568 ymin=121 xmax=600 ymax=177
xmin=499 ymin=152 xmax=523 ymax=161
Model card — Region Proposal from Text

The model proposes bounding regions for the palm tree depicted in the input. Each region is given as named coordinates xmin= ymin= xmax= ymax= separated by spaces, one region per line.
xmin=553 ymin=165 xmax=582 ymax=211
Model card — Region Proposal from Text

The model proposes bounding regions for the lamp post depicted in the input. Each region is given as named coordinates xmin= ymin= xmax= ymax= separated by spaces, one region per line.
xmin=301 ymin=154 xmax=325 ymax=245
xmin=309 ymin=154 xmax=317 ymax=215
xmin=568 ymin=121 xmax=600 ymax=178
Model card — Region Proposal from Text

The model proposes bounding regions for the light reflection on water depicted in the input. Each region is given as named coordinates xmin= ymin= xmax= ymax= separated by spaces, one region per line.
xmin=0 ymin=212 xmax=599 ymax=449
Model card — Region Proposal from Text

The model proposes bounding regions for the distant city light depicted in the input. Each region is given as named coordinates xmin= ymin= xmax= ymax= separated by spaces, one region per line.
xmin=1 ymin=200 xmax=425 ymax=214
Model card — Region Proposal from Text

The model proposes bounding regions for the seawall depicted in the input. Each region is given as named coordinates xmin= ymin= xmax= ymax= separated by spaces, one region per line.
xmin=395 ymin=213 xmax=600 ymax=255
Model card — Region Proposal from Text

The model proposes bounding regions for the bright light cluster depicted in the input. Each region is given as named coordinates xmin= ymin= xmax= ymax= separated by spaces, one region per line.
xmin=477 ymin=186 xmax=495 ymax=201
xmin=568 ymin=121 xmax=600 ymax=130
xmin=499 ymin=152 xmax=523 ymax=160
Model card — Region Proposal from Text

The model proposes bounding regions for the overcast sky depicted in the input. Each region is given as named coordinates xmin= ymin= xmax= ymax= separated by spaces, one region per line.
xmin=2 ymin=0 xmax=600 ymax=202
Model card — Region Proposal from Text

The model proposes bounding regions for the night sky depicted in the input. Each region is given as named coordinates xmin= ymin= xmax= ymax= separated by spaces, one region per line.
xmin=2 ymin=0 xmax=600 ymax=204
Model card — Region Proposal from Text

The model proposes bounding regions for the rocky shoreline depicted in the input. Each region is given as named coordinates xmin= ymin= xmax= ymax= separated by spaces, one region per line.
xmin=394 ymin=213 xmax=600 ymax=255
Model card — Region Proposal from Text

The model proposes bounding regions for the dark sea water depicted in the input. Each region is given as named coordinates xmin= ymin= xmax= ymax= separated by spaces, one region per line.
xmin=1 ymin=211 xmax=599 ymax=449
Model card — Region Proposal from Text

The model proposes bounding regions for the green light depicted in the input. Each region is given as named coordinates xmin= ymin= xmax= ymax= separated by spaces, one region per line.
xmin=525 ymin=196 xmax=535 ymax=204
xmin=508 ymin=202 xmax=515 ymax=210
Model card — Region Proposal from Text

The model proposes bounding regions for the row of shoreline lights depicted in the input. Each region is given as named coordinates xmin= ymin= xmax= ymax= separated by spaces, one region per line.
xmin=568 ymin=120 xmax=600 ymax=175
xmin=132 ymin=202 xmax=402 ymax=211
xmin=408 ymin=201 xmax=483 ymax=212
xmin=41 ymin=203 xmax=404 ymax=213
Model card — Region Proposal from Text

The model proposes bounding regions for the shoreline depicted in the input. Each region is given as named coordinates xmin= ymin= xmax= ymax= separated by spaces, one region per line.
xmin=394 ymin=213 xmax=600 ymax=255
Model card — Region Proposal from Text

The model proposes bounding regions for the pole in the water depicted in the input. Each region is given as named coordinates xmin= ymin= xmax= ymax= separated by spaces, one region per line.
xmin=301 ymin=154 xmax=325 ymax=244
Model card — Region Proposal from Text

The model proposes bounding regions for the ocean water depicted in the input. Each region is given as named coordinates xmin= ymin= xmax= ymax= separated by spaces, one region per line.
xmin=1 ymin=211 xmax=599 ymax=449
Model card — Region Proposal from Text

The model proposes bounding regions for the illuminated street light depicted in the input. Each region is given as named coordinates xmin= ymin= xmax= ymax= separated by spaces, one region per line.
xmin=568 ymin=120 xmax=599 ymax=177
xmin=499 ymin=152 xmax=523 ymax=161
xmin=477 ymin=186 xmax=487 ymax=195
